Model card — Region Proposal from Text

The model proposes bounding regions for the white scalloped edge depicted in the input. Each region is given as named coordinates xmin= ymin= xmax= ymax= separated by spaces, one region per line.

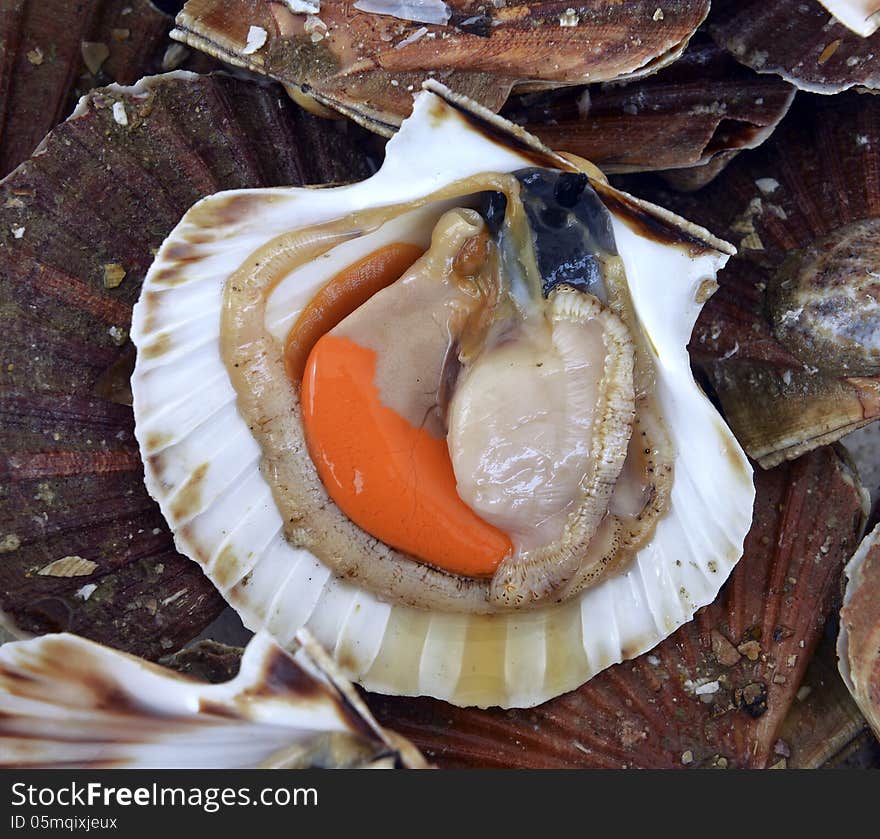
xmin=131 ymin=88 xmax=755 ymax=708
xmin=0 ymin=630 xmax=426 ymax=768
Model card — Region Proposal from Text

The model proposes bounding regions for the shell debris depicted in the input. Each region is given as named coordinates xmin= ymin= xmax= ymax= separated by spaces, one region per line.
xmin=103 ymin=262 xmax=127 ymax=288
xmin=242 ymin=25 xmax=268 ymax=55
xmin=112 ymin=102 xmax=129 ymax=127
xmin=37 ymin=556 xmax=98 ymax=578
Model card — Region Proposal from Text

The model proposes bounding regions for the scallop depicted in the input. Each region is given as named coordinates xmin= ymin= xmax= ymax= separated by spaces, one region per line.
xmin=131 ymin=81 xmax=755 ymax=709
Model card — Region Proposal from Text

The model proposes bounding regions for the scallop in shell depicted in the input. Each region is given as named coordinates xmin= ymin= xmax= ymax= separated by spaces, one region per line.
xmin=131 ymin=81 xmax=754 ymax=709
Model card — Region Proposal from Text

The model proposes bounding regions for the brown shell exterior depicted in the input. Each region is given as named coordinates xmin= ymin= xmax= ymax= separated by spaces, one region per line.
xmin=504 ymin=35 xmax=795 ymax=186
xmin=367 ymin=446 xmax=866 ymax=768
xmin=709 ymin=0 xmax=880 ymax=94
xmin=778 ymin=627 xmax=869 ymax=768
xmin=0 ymin=71 xmax=372 ymax=659
xmin=172 ymin=0 xmax=710 ymax=133
xmin=0 ymin=0 xmax=187 ymax=178
xmin=616 ymin=92 xmax=880 ymax=468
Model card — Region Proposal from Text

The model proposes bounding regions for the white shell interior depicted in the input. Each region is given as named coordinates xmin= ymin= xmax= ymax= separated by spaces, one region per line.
xmin=818 ymin=0 xmax=880 ymax=37
xmin=130 ymin=88 xmax=755 ymax=709
xmin=0 ymin=631 xmax=421 ymax=768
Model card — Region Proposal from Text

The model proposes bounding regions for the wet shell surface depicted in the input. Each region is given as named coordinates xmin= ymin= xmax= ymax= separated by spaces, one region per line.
xmin=368 ymin=446 xmax=867 ymax=767
xmin=839 ymin=522 xmax=880 ymax=739
xmin=0 ymin=71 xmax=372 ymax=657
xmin=503 ymin=35 xmax=795 ymax=189
xmin=709 ymin=0 xmax=880 ymax=94
xmin=0 ymin=0 xmax=193 ymax=178
xmin=171 ymin=0 xmax=711 ymax=134
xmin=131 ymin=81 xmax=754 ymax=708
xmin=0 ymin=629 xmax=427 ymax=768
xmin=626 ymin=92 xmax=880 ymax=468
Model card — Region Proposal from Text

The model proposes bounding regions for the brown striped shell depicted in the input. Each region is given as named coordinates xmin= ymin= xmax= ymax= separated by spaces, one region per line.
xmin=170 ymin=0 xmax=711 ymax=134
xmin=618 ymin=93 xmax=880 ymax=468
xmin=0 ymin=70 xmax=372 ymax=658
xmin=503 ymin=35 xmax=795 ymax=190
xmin=0 ymin=0 xmax=220 ymax=178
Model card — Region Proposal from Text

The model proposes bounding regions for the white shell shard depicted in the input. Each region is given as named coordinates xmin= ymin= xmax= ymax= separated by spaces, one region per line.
xmin=352 ymin=0 xmax=451 ymax=25
xmin=131 ymin=82 xmax=755 ymax=708
xmin=818 ymin=0 xmax=880 ymax=37
xmin=0 ymin=631 xmax=427 ymax=769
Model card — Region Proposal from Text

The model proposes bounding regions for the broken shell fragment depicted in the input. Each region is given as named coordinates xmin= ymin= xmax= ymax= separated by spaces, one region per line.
xmin=504 ymin=35 xmax=795 ymax=189
xmin=0 ymin=630 xmax=427 ymax=768
xmin=131 ymin=80 xmax=753 ymax=708
xmin=171 ymin=0 xmax=711 ymax=134
xmin=839 ymin=523 xmax=880 ymax=739
xmin=709 ymin=0 xmax=880 ymax=94
xmin=0 ymin=71 xmax=372 ymax=657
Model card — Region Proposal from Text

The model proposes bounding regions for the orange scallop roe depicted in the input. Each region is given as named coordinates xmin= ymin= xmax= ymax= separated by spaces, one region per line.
xmin=284 ymin=242 xmax=426 ymax=382
xmin=301 ymin=334 xmax=512 ymax=579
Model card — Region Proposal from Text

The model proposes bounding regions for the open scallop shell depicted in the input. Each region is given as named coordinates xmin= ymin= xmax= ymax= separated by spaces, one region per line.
xmin=709 ymin=0 xmax=880 ymax=94
xmin=131 ymin=81 xmax=754 ymax=709
xmin=0 ymin=629 xmax=427 ymax=768
xmin=622 ymin=92 xmax=880 ymax=469
xmin=504 ymin=35 xmax=795 ymax=190
xmin=171 ymin=0 xmax=710 ymax=134
xmin=368 ymin=445 xmax=866 ymax=767
xmin=838 ymin=522 xmax=880 ymax=739
xmin=0 ymin=70 xmax=372 ymax=657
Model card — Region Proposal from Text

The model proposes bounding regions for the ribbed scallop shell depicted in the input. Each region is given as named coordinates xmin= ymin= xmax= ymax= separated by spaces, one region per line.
xmin=0 ymin=71 xmax=372 ymax=657
xmin=0 ymin=630 xmax=427 ymax=768
xmin=130 ymin=82 xmax=754 ymax=709
xmin=367 ymin=446 xmax=867 ymax=767
xmin=709 ymin=0 xmax=880 ymax=94
xmin=621 ymin=93 xmax=880 ymax=468
xmin=504 ymin=35 xmax=795 ymax=189
xmin=171 ymin=0 xmax=710 ymax=134
xmin=0 ymin=0 xmax=188 ymax=177
xmin=839 ymin=522 xmax=880 ymax=739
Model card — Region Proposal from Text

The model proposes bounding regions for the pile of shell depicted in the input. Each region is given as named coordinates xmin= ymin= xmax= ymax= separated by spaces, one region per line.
xmin=1 ymin=0 xmax=879 ymax=768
